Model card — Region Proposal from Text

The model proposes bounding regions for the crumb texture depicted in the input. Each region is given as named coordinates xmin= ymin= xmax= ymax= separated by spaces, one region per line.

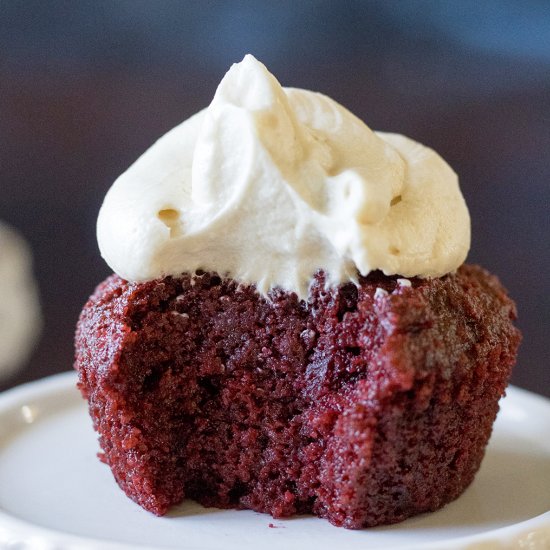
xmin=75 ymin=265 xmax=520 ymax=528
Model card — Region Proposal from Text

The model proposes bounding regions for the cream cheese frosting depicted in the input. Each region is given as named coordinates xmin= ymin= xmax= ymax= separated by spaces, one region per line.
xmin=97 ymin=54 xmax=470 ymax=298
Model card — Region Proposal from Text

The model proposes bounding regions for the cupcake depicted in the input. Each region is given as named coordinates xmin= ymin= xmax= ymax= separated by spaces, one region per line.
xmin=0 ymin=222 xmax=41 ymax=381
xmin=75 ymin=55 xmax=520 ymax=528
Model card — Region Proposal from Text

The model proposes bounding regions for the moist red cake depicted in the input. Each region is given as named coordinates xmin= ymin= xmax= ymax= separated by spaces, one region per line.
xmin=74 ymin=265 xmax=520 ymax=528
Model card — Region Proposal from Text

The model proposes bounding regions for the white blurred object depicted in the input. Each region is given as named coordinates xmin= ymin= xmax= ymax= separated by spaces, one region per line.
xmin=0 ymin=222 xmax=41 ymax=382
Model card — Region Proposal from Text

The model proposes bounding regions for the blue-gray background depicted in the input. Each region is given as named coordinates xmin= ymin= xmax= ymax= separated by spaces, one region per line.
xmin=1 ymin=1 xmax=549 ymax=395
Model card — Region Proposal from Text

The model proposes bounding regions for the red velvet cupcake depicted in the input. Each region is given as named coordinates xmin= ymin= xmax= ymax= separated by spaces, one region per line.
xmin=75 ymin=267 xmax=519 ymax=528
xmin=75 ymin=56 xmax=520 ymax=528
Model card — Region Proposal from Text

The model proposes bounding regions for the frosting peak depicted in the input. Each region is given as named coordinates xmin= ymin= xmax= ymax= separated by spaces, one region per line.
xmin=97 ymin=55 xmax=470 ymax=298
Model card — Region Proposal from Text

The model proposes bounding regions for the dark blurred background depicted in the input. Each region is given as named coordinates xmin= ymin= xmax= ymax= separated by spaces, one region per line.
xmin=1 ymin=1 xmax=549 ymax=396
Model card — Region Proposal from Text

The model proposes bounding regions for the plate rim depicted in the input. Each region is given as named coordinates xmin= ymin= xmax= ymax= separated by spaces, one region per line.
xmin=0 ymin=372 xmax=549 ymax=550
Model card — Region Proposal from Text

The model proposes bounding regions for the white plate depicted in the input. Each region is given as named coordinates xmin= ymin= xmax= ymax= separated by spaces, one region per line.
xmin=0 ymin=373 xmax=549 ymax=550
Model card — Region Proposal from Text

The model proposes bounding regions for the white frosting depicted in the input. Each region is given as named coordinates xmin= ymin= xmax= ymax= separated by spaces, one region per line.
xmin=0 ymin=223 xmax=41 ymax=380
xmin=98 ymin=55 xmax=470 ymax=298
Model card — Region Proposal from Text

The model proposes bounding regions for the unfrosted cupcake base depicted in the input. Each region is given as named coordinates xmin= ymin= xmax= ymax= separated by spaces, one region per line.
xmin=74 ymin=265 xmax=520 ymax=528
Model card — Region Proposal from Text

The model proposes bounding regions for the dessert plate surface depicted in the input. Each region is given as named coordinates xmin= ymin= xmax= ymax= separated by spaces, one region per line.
xmin=0 ymin=372 xmax=549 ymax=550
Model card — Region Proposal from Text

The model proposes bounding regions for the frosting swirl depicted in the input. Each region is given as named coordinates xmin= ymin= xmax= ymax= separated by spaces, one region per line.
xmin=97 ymin=55 xmax=470 ymax=298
